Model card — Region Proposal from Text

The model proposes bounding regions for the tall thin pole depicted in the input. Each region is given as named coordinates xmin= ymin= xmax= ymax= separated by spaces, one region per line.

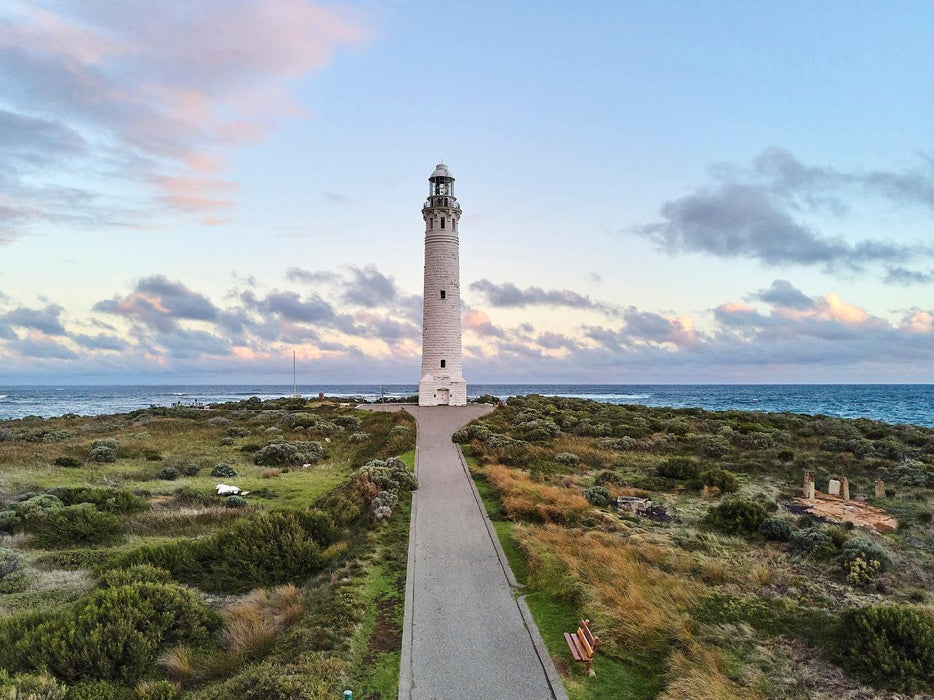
xmin=292 ymin=351 xmax=296 ymax=396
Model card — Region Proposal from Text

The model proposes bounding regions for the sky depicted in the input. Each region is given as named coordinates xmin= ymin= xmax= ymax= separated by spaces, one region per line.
xmin=1 ymin=0 xmax=933 ymax=385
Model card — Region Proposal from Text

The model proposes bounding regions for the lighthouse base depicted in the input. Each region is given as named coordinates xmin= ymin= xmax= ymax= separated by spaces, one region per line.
xmin=418 ymin=377 xmax=467 ymax=406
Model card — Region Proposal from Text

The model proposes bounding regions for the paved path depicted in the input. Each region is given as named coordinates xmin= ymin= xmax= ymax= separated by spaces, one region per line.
xmin=364 ymin=405 xmax=566 ymax=700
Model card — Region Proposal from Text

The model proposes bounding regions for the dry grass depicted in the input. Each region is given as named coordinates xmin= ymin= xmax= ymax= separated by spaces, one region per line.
xmin=485 ymin=464 xmax=590 ymax=523
xmin=515 ymin=524 xmax=698 ymax=655
xmin=127 ymin=506 xmax=244 ymax=536
xmin=261 ymin=468 xmax=281 ymax=479
xmin=659 ymin=641 xmax=763 ymax=700
xmin=159 ymin=645 xmax=196 ymax=682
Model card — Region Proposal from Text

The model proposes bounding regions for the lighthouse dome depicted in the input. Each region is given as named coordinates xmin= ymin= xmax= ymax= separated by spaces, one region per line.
xmin=430 ymin=163 xmax=454 ymax=180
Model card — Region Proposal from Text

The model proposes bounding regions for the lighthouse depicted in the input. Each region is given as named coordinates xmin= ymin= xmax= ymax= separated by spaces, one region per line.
xmin=418 ymin=163 xmax=467 ymax=406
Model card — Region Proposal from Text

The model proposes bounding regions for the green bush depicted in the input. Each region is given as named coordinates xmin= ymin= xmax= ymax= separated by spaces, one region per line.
xmin=555 ymin=452 xmax=579 ymax=466
xmin=47 ymin=487 xmax=147 ymax=515
xmin=66 ymin=680 xmax=120 ymax=699
xmin=32 ymin=505 xmax=125 ymax=548
xmin=760 ymin=517 xmax=792 ymax=542
xmin=840 ymin=538 xmax=891 ymax=577
xmin=707 ymin=499 xmax=766 ymax=536
xmin=700 ymin=467 xmax=739 ymax=493
xmin=0 ymin=670 xmax=67 ymax=699
xmin=0 ymin=548 xmax=27 ymax=594
xmin=98 ymin=565 xmax=172 ymax=589
xmin=225 ymin=495 xmax=247 ymax=508
xmin=789 ymin=528 xmax=837 ymax=558
xmin=112 ymin=511 xmax=342 ymax=594
xmin=252 ymin=441 xmax=325 ymax=467
xmin=134 ymin=680 xmax=179 ymax=699
xmin=583 ymin=486 xmax=612 ymax=507
xmin=88 ymin=445 xmax=117 ymax=463
xmin=181 ymin=464 xmax=200 ymax=476
xmin=834 ymin=604 xmax=934 ymax=693
xmin=0 ymin=582 xmax=218 ymax=683
xmin=656 ymin=457 xmax=699 ymax=480
xmin=594 ymin=470 xmax=625 ymax=487
xmin=210 ymin=463 xmax=237 ymax=478
xmin=1 ymin=494 xmax=64 ymax=532
xmin=700 ymin=436 xmax=731 ymax=458
xmin=157 ymin=467 xmax=179 ymax=481
xmin=53 ymin=457 xmax=81 ymax=468
xmin=348 ymin=432 xmax=371 ymax=443
xmin=219 ymin=437 xmax=235 ymax=446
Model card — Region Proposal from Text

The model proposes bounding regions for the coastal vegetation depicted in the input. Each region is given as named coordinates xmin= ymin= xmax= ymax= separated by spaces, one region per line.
xmin=0 ymin=397 xmax=415 ymax=699
xmin=456 ymin=395 xmax=934 ymax=698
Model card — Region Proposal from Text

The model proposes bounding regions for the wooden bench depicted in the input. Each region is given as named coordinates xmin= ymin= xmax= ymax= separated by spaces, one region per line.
xmin=564 ymin=619 xmax=599 ymax=676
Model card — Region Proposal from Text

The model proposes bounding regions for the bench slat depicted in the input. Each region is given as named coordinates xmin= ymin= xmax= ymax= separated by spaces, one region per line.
xmin=564 ymin=633 xmax=583 ymax=662
xmin=572 ymin=632 xmax=592 ymax=661
xmin=579 ymin=620 xmax=598 ymax=648
xmin=577 ymin=627 xmax=594 ymax=657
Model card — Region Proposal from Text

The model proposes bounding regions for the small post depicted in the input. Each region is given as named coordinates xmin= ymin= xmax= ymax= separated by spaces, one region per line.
xmin=827 ymin=479 xmax=841 ymax=496
xmin=841 ymin=476 xmax=850 ymax=501
xmin=874 ymin=480 xmax=886 ymax=498
xmin=803 ymin=471 xmax=815 ymax=500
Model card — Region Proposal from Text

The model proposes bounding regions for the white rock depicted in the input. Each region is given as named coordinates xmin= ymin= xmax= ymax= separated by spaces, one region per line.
xmin=216 ymin=484 xmax=241 ymax=496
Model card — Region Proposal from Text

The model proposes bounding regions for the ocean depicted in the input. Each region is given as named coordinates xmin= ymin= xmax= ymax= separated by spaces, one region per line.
xmin=0 ymin=384 xmax=932 ymax=427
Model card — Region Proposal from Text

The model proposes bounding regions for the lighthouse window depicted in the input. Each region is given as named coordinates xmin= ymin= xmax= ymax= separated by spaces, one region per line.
xmin=440 ymin=217 xmax=445 ymax=229
xmin=440 ymin=360 xmax=446 ymax=368
xmin=429 ymin=218 xmax=433 ymax=230
xmin=440 ymin=290 xmax=446 ymax=299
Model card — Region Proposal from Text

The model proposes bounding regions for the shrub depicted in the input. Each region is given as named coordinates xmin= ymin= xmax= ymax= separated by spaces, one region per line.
xmin=46 ymin=487 xmax=147 ymax=514
xmin=226 ymin=427 xmax=250 ymax=438
xmin=760 ymin=517 xmax=792 ymax=542
xmin=158 ymin=467 xmax=179 ymax=481
xmin=834 ymin=604 xmax=934 ymax=693
xmin=348 ymin=432 xmax=371 ymax=443
xmin=53 ymin=456 xmax=81 ymax=468
xmin=555 ymin=452 xmax=579 ymax=466
xmin=594 ymin=470 xmax=625 ymax=487
xmin=700 ymin=436 xmax=731 ymax=458
xmin=88 ymin=445 xmax=117 ymax=463
xmin=32 ymin=504 xmax=125 ymax=548
xmin=0 ymin=548 xmax=26 ymax=594
xmin=657 ymin=457 xmax=699 ymax=480
xmin=2 ymin=494 xmax=64 ymax=532
xmin=134 ymin=680 xmax=179 ymax=699
xmin=99 ymin=565 xmax=173 ymax=588
xmin=0 ymin=428 xmax=10 ymax=442
xmin=700 ymin=467 xmax=739 ymax=493
xmin=355 ymin=458 xmax=418 ymax=520
xmin=252 ymin=441 xmax=325 ymax=467
xmin=111 ymin=511 xmax=343 ymax=594
xmin=226 ymin=495 xmax=247 ymax=509
xmin=789 ymin=528 xmax=836 ymax=558
xmin=583 ymin=486 xmax=612 ymax=507
xmin=840 ymin=538 xmax=891 ymax=576
xmin=211 ymin=463 xmax=237 ymax=478
xmin=0 ymin=582 xmax=217 ymax=683
xmin=707 ymin=499 xmax=767 ymax=536
xmin=66 ymin=680 xmax=119 ymax=699
xmin=181 ymin=464 xmax=200 ymax=476
xmin=777 ymin=449 xmax=795 ymax=463
xmin=0 ymin=670 xmax=67 ymax=699
xmin=219 ymin=437 xmax=235 ymax=446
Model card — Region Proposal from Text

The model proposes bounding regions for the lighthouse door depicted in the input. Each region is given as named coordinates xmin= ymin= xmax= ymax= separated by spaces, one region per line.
xmin=437 ymin=388 xmax=450 ymax=405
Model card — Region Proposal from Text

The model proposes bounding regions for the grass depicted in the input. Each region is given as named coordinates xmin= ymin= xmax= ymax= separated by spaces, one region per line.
xmin=456 ymin=394 xmax=934 ymax=698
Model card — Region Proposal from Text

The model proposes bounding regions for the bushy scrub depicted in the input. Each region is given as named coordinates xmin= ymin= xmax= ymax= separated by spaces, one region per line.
xmin=0 ymin=548 xmax=27 ymax=594
xmin=134 ymin=680 xmax=179 ymax=699
xmin=700 ymin=467 xmax=739 ymax=493
xmin=53 ymin=456 xmax=81 ymax=468
xmin=32 ymin=504 xmax=125 ymax=548
xmin=88 ymin=445 xmax=117 ymax=463
xmin=657 ymin=456 xmax=700 ymax=480
xmin=834 ymin=604 xmax=934 ymax=693
xmin=0 ymin=670 xmax=67 ymax=699
xmin=0 ymin=494 xmax=63 ymax=532
xmin=219 ymin=437 xmax=235 ymax=446
xmin=12 ymin=427 xmax=72 ymax=443
xmin=47 ymin=487 xmax=147 ymax=514
xmin=700 ymin=436 xmax=731 ymax=458
xmin=789 ymin=528 xmax=837 ymax=558
xmin=99 ymin=564 xmax=172 ymax=588
xmin=211 ymin=463 xmax=237 ymax=478
xmin=0 ymin=582 xmax=218 ymax=683
xmin=67 ymin=680 xmax=119 ymax=699
xmin=706 ymin=499 xmax=767 ymax=536
xmin=226 ymin=426 xmax=250 ymax=438
xmin=452 ymin=424 xmax=493 ymax=444
xmin=583 ymin=485 xmax=611 ymax=507
xmin=554 ymin=452 xmax=579 ymax=467
xmin=158 ymin=467 xmax=179 ymax=481
xmin=112 ymin=511 xmax=343 ymax=594
xmin=839 ymin=538 xmax=891 ymax=584
xmin=252 ymin=440 xmax=325 ymax=467
xmin=760 ymin=517 xmax=792 ymax=542
xmin=355 ymin=457 xmax=418 ymax=520
xmin=594 ymin=470 xmax=625 ymax=487
xmin=348 ymin=432 xmax=370 ymax=443
xmin=225 ymin=495 xmax=247 ymax=509
xmin=181 ymin=464 xmax=200 ymax=476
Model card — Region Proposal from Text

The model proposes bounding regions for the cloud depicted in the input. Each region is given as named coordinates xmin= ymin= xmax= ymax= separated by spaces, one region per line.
xmin=73 ymin=333 xmax=130 ymax=351
xmin=6 ymin=334 xmax=76 ymax=359
xmin=93 ymin=275 xmax=219 ymax=331
xmin=2 ymin=304 xmax=67 ymax=335
xmin=0 ymin=1 xmax=371 ymax=237
xmin=884 ymin=266 xmax=934 ymax=286
xmin=749 ymin=279 xmax=814 ymax=310
xmin=462 ymin=309 xmax=504 ymax=338
xmin=632 ymin=148 xmax=933 ymax=273
xmin=470 ymin=279 xmax=613 ymax=313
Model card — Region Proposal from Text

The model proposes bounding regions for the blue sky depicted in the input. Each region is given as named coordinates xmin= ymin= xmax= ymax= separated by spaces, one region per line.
xmin=1 ymin=0 xmax=933 ymax=384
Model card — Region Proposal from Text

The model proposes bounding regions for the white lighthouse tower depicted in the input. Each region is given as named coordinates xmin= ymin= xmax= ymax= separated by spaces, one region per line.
xmin=418 ymin=163 xmax=467 ymax=406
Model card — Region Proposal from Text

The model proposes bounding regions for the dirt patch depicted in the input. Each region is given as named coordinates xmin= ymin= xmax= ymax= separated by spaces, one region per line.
xmin=795 ymin=493 xmax=898 ymax=533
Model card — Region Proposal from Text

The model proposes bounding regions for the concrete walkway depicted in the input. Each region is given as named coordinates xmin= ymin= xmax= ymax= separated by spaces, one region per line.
xmin=365 ymin=404 xmax=566 ymax=700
